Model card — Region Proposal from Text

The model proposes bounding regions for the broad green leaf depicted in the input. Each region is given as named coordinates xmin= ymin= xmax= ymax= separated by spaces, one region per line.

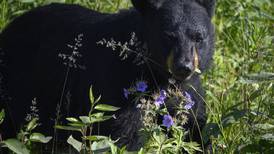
xmin=68 ymin=122 xmax=85 ymax=127
xmin=55 ymin=125 xmax=81 ymax=132
xmin=79 ymin=116 xmax=91 ymax=124
xmin=94 ymin=104 xmax=120 ymax=112
xmin=91 ymin=140 xmax=110 ymax=152
xmin=0 ymin=109 xmax=5 ymax=124
xmin=29 ymin=133 xmax=52 ymax=143
xmin=67 ymin=135 xmax=83 ymax=152
xmin=26 ymin=118 xmax=39 ymax=131
xmin=66 ymin=117 xmax=79 ymax=123
xmin=90 ymin=112 xmax=105 ymax=118
xmin=3 ymin=139 xmax=30 ymax=154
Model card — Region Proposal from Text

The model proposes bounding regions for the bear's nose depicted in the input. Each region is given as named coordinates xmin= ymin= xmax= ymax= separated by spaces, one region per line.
xmin=174 ymin=61 xmax=194 ymax=78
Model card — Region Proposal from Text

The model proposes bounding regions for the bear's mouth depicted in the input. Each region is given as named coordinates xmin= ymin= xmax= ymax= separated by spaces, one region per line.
xmin=167 ymin=47 xmax=200 ymax=81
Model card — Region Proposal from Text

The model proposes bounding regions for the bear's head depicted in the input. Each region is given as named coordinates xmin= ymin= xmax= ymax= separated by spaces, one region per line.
xmin=132 ymin=0 xmax=215 ymax=81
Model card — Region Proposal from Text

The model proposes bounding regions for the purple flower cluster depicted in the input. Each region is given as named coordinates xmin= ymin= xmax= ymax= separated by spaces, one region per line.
xmin=123 ymin=81 xmax=148 ymax=99
xmin=154 ymin=90 xmax=167 ymax=106
xmin=136 ymin=81 xmax=148 ymax=92
xmin=184 ymin=92 xmax=195 ymax=110
xmin=162 ymin=115 xmax=174 ymax=128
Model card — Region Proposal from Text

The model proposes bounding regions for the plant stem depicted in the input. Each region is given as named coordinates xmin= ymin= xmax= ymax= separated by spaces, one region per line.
xmin=52 ymin=66 xmax=71 ymax=154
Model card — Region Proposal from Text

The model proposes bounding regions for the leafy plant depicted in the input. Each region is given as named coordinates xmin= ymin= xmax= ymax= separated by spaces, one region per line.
xmin=202 ymin=0 xmax=274 ymax=153
xmin=1 ymin=117 xmax=52 ymax=154
xmin=122 ymin=80 xmax=203 ymax=154
xmin=55 ymin=86 xmax=121 ymax=153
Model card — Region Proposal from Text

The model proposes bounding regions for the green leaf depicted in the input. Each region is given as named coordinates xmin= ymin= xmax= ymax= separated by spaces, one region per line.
xmin=89 ymin=86 xmax=95 ymax=104
xmin=67 ymin=135 xmax=83 ymax=152
xmin=66 ymin=117 xmax=80 ymax=123
xmin=138 ymin=148 xmax=145 ymax=154
xmin=68 ymin=122 xmax=85 ymax=127
xmin=254 ymin=123 xmax=274 ymax=130
xmin=90 ymin=115 xmax=113 ymax=123
xmin=118 ymin=146 xmax=127 ymax=154
xmin=221 ymin=109 xmax=246 ymax=127
xmin=79 ymin=116 xmax=91 ymax=124
xmin=3 ymin=139 xmax=30 ymax=154
xmin=94 ymin=104 xmax=120 ymax=112
xmin=95 ymin=95 xmax=101 ymax=104
xmin=26 ymin=118 xmax=39 ymax=131
xmin=90 ymin=112 xmax=105 ymax=118
xmin=182 ymin=141 xmax=202 ymax=153
xmin=79 ymin=115 xmax=113 ymax=124
xmin=55 ymin=125 xmax=81 ymax=132
xmin=0 ymin=109 xmax=5 ymax=124
xmin=91 ymin=140 xmax=110 ymax=152
xmin=84 ymin=135 xmax=108 ymax=141
xmin=261 ymin=133 xmax=274 ymax=141
xmin=29 ymin=133 xmax=52 ymax=143
xmin=152 ymin=131 xmax=166 ymax=146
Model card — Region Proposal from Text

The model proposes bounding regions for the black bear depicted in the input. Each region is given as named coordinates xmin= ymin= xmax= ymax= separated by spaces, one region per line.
xmin=0 ymin=0 xmax=215 ymax=151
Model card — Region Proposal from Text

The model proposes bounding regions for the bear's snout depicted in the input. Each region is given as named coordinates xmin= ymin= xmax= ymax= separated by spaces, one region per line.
xmin=167 ymin=46 xmax=198 ymax=81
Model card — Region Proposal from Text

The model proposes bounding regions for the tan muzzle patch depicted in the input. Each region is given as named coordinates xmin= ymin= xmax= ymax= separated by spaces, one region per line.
xmin=167 ymin=51 xmax=174 ymax=73
xmin=166 ymin=47 xmax=200 ymax=74
xmin=194 ymin=47 xmax=201 ymax=73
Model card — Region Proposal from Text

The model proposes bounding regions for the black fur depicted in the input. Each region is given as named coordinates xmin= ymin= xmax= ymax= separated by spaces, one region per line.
xmin=0 ymin=0 xmax=215 ymax=150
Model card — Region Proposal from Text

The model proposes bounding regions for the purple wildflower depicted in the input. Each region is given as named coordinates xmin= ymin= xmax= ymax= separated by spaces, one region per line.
xmin=162 ymin=115 xmax=174 ymax=128
xmin=154 ymin=90 xmax=167 ymax=106
xmin=155 ymin=97 xmax=164 ymax=106
xmin=184 ymin=92 xmax=195 ymax=110
xmin=123 ymin=88 xmax=130 ymax=99
xmin=160 ymin=90 xmax=167 ymax=98
xmin=136 ymin=81 xmax=148 ymax=92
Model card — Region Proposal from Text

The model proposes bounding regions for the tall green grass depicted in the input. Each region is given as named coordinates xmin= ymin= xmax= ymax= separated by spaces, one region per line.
xmin=203 ymin=0 xmax=274 ymax=153
xmin=0 ymin=0 xmax=273 ymax=153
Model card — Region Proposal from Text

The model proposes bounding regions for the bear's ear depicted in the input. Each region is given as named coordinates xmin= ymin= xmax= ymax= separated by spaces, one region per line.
xmin=196 ymin=0 xmax=216 ymax=18
xmin=131 ymin=0 xmax=165 ymax=14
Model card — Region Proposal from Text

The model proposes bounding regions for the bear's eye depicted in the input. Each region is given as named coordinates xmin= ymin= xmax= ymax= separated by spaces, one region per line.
xmin=189 ymin=32 xmax=204 ymax=43
xmin=192 ymin=33 xmax=203 ymax=43
xmin=186 ymin=29 xmax=204 ymax=43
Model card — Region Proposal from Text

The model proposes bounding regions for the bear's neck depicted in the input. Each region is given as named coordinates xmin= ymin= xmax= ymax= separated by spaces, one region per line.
xmin=99 ymin=8 xmax=146 ymax=45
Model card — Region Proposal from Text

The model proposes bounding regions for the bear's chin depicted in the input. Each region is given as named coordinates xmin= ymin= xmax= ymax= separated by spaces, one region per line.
xmin=171 ymin=71 xmax=194 ymax=81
